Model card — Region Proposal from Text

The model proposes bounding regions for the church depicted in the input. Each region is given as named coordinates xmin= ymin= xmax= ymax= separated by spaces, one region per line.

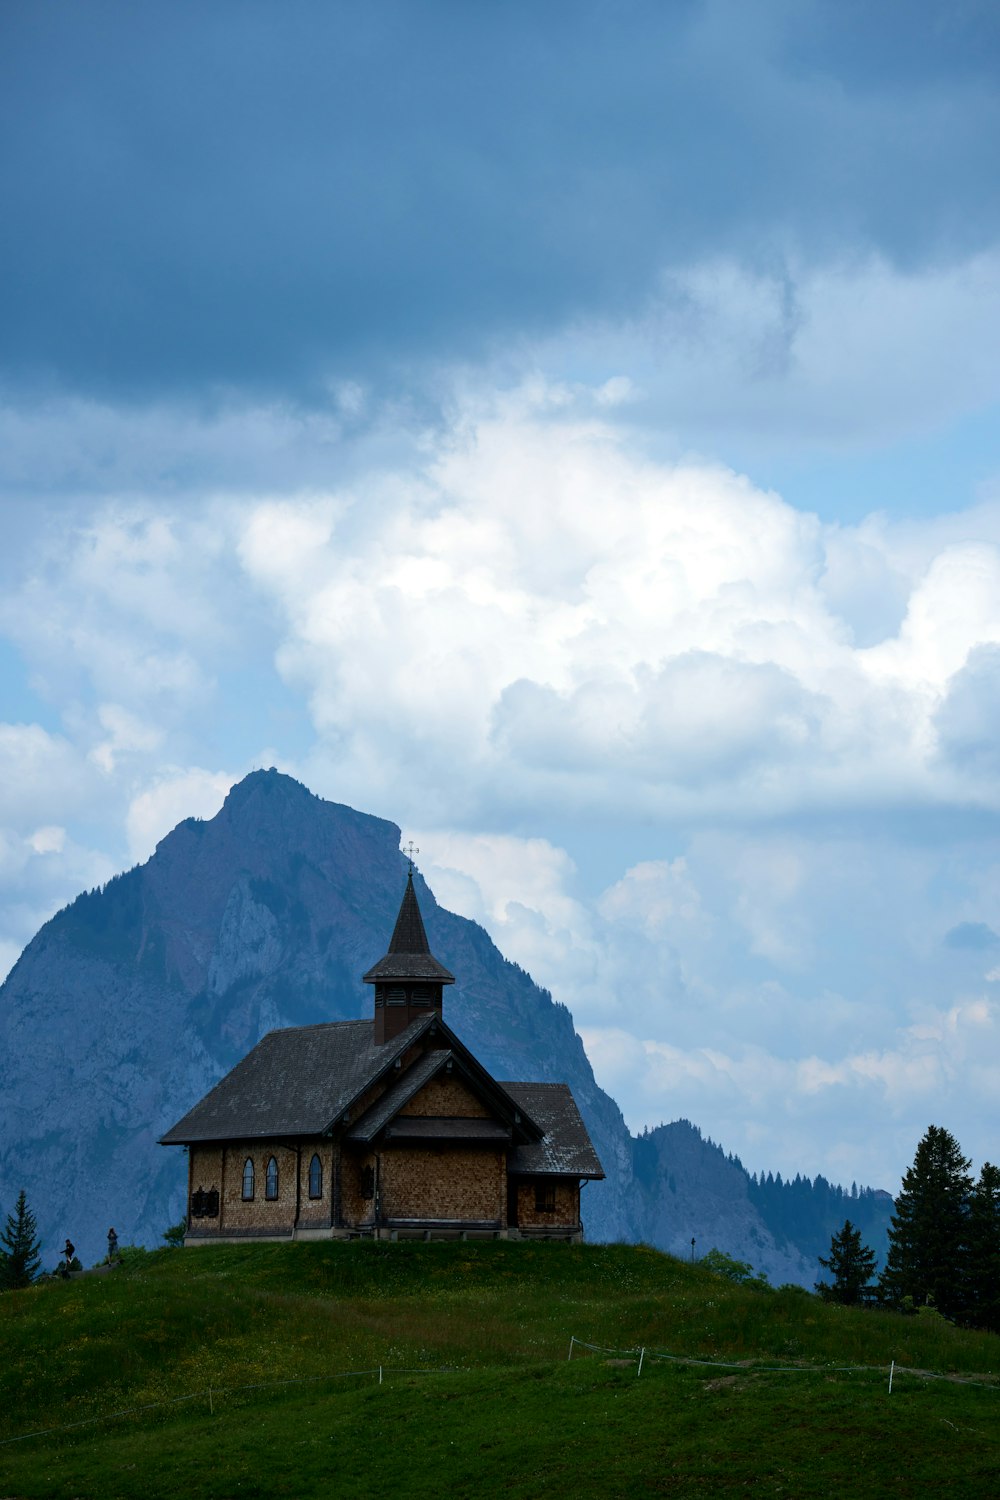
xmin=161 ymin=869 xmax=603 ymax=1242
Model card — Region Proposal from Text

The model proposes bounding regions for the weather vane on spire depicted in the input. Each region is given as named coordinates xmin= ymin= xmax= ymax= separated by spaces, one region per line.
xmin=404 ymin=841 xmax=419 ymax=873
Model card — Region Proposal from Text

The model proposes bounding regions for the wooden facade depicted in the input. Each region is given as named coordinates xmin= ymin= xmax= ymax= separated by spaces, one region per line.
xmin=163 ymin=872 xmax=603 ymax=1243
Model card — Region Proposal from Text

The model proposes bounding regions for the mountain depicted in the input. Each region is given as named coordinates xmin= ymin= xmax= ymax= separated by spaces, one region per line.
xmin=633 ymin=1124 xmax=894 ymax=1281
xmin=0 ymin=770 xmax=884 ymax=1281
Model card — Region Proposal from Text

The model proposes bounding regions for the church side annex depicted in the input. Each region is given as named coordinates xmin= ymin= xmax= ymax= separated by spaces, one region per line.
xmin=160 ymin=867 xmax=603 ymax=1242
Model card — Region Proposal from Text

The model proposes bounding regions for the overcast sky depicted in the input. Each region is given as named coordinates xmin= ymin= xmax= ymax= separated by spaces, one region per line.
xmin=3 ymin=0 xmax=1000 ymax=1194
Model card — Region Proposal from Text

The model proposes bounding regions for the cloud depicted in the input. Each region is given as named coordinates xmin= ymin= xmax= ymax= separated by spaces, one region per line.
xmin=531 ymin=250 xmax=1000 ymax=460
xmin=29 ymin=826 xmax=66 ymax=856
xmin=414 ymin=832 xmax=637 ymax=1025
xmin=4 ymin=249 xmax=1000 ymax=524
xmin=91 ymin=704 xmax=164 ymax=774
xmin=0 ymin=507 xmax=227 ymax=717
xmin=934 ymin=643 xmax=1000 ymax=778
xmin=580 ymin=991 xmax=1000 ymax=1188
xmin=3 ymin=393 xmax=1000 ymax=1188
xmin=598 ymin=859 xmax=703 ymax=937
xmin=410 ymin=811 xmax=1000 ymax=1188
xmin=231 ymin=392 xmax=1000 ymax=829
xmin=0 ymin=397 xmax=369 ymax=505
xmin=125 ymin=768 xmax=236 ymax=864
xmin=2 ymin=0 xmax=999 ymax=1206
xmin=0 ymin=724 xmax=96 ymax=828
xmin=943 ymin=921 xmax=1000 ymax=952
xmin=863 ymin=542 xmax=1000 ymax=693
xmin=3 ymin=4 xmax=999 ymax=402
xmin=493 ymin=653 xmax=825 ymax=788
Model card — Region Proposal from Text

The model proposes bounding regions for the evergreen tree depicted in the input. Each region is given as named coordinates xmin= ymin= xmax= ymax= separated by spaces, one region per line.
xmin=878 ymin=1125 xmax=972 ymax=1319
xmin=965 ymin=1162 xmax=1000 ymax=1333
xmin=815 ymin=1218 xmax=877 ymax=1305
xmin=0 ymin=1191 xmax=42 ymax=1290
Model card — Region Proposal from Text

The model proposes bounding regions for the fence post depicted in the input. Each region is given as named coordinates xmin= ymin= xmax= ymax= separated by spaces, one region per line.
xmin=379 ymin=1366 xmax=383 ymax=1386
xmin=888 ymin=1360 xmax=894 ymax=1395
xmin=637 ymin=1348 xmax=645 ymax=1378
xmin=568 ymin=1337 xmax=575 ymax=1362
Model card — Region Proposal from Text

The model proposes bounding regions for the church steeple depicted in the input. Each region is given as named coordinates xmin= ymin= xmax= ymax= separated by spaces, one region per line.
xmin=363 ymin=870 xmax=455 ymax=1044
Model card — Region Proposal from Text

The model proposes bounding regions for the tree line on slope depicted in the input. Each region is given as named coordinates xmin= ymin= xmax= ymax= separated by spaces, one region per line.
xmin=746 ymin=1163 xmax=893 ymax=1269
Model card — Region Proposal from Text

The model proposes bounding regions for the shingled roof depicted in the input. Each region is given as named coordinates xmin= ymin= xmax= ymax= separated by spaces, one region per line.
xmin=362 ymin=871 xmax=455 ymax=985
xmin=344 ymin=1048 xmax=453 ymax=1142
xmin=503 ymin=1082 xmax=606 ymax=1178
xmin=158 ymin=1012 xmax=575 ymax=1156
xmin=159 ymin=1015 xmax=436 ymax=1144
xmin=344 ymin=1044 xmax=537 ymax=1145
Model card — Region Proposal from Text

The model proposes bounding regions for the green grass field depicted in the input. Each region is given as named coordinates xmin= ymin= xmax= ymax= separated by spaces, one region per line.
xmin=1 ymin=1241 xmax=998 ymax=1497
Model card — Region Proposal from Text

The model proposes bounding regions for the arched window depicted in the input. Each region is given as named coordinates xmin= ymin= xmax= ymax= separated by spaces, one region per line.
xmin=266 ymin=1155 xmax=279 ymax=1200
xmin=242 ymin=1158 xmax=255 ymax=1201
xmin=309 ymin=1153 xmax=323 ymax=1200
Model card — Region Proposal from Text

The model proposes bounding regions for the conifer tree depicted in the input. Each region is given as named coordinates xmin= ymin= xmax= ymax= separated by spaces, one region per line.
xmin=878 ymin=1125 xmax=972 ymax=1319
xmin=0 ymin=1190 xmax=42 ymax=1290
xmin=965 ymin=1162 xmax=1000 ymax=1333
xmin=815 ymin=1218 xmax=877 ymax=1305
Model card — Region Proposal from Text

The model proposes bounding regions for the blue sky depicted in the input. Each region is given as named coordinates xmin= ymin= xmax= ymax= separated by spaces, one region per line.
xmin=3 ymin=0 xmax=1000 ymax=1194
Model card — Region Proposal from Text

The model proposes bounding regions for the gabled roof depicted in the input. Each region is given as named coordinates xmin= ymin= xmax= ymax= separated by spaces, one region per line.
xmin=362 ymin=872 xmax=455 ymax=985
xmin=502 ymin=1082 xmax=606 ymax=1179
xmin=344 ymin=1048 xmax=452 ymax=1142
xmin=159 ymin=1011 xmax=604 ymax=1182
xmin=159 ymin=1015 xmax=436 ymax=1145
xmin=344 ymin=1044 xmax=529 ymax=1145
xmin=159 ymin=1011 xmax=549 ymax=1151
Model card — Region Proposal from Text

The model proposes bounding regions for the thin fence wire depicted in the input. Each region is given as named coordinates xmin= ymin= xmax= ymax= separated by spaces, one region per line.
xmin=4 ymin=1337 xmax=997 ymax=1449
xmin=568 ymin=1335 xmax=870 ymax=1373
xmin=566 ymin=1335 xmax=1000 ymax=1389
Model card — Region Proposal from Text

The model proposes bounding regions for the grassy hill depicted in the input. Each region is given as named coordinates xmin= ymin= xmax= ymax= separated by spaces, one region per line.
xmin=1 ymin=1241 xmax=998 ymax=1498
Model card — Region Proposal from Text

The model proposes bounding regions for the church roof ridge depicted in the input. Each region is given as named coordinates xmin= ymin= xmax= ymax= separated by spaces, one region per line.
xmin=159 ymin=1013 xmax=436 ymax=1144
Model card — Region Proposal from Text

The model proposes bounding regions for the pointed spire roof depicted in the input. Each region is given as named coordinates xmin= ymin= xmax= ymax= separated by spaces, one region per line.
xmin=362 ymin=871 xmax=455 ymax=985
xmin=388 ymin=870 xmax=431 ymax=955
